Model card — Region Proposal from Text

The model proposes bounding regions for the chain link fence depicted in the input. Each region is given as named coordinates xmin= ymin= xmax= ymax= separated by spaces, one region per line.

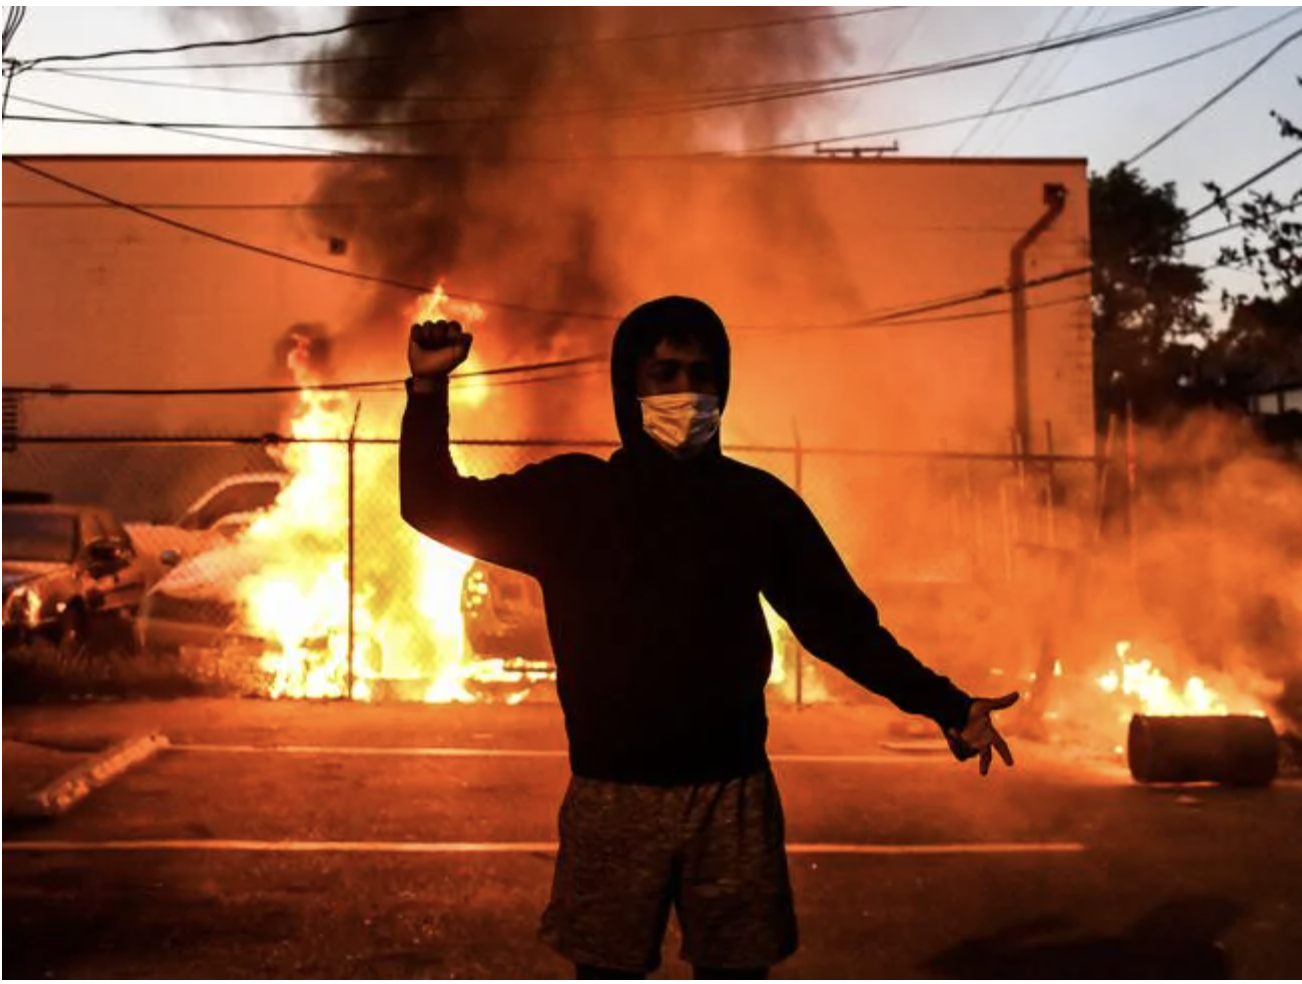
xmin=4 ymin=416 xmax=1122 ymax=706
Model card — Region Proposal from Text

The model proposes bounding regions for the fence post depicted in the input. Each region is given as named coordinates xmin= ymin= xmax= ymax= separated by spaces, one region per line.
xmin=792 ymin=418 xmax=804 ymax=710
xmin=1044 ymin=419 xmax=1056 ymax=548
xmin=1125 ymin=399 xmax=1138 ymax=563
xmin=347 ymin=402 xmax=361 ymax=700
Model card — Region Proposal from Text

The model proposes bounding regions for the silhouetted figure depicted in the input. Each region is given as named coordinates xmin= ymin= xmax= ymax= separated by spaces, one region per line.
xmin=401 ymin=296 xmax=1018 ymax=979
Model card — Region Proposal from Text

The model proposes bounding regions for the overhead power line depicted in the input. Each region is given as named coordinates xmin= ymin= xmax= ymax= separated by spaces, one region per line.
xmin=2 ymin=7 xmax=1229 ymax=146
xmin=984 ymin=5 xmax=1108 ymax=154
xmin=12 ymin=133 xmax=1287 ymax=359
xmin=1186 ymin=144 xmax=1302 ymax=223
xmin=5 ymin=156 xmax=615 ymax=321
xmin=5 ymin=94 xmax=363 ymax=156
xmin=1126 ymin=23 xmax=1302 ymax=165
xmin=1 ymin=356 xmax=606 ymax=397
xmin=10 ymin=4 xmax=1206 ymax=129
xmin=1179 ymin=198 xmax=1301 ymax=246
xmin=950 ymin=6 xmax=1073 ymax=157
xmin=11 ymin=7 xmax=900 ymax=71
xmin=12 ymin=10 xmax=433 ymax=69
xmin=757 ymin=7 xmax=1300 ymax=152
xmin=8 ymin=9 xmax=1210 ymax=132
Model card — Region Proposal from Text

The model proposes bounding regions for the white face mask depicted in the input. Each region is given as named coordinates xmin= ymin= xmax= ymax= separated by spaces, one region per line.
xmin=639 ymin=393 xmax=721 ymax=459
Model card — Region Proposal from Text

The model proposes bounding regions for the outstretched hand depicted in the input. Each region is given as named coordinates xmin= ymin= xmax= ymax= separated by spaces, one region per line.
xmin=946 ymin=692 xmax=1019 ymax=776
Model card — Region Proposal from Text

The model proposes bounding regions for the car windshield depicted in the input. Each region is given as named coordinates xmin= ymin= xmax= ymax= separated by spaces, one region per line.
xmin=2 ymin=511 xmax=77 ymax=562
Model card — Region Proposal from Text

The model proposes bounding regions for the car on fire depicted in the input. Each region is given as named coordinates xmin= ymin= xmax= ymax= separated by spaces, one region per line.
xmin=461 ymin=560 xmax=553 ymax=664
xmin=125 ymin=470 xmax=290 ymax=566
xmin=133 ymin=541 xmax=271 ymax=657
xmin=2 ymin=502 xmax=154 ymax=653
xmin=136 ymin=544 xmax=554 ymax=693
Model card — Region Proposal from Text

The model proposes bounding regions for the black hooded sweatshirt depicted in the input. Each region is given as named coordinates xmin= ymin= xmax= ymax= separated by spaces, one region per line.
xmin=401 ymin=296 xmax=972 ymax=785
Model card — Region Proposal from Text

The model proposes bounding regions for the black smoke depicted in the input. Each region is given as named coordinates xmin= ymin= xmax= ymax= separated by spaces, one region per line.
xmin=299 ymin=7 xmax=854 ymax=361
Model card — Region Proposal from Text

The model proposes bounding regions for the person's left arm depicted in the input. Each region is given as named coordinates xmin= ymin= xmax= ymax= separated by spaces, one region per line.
xmin=760 ymin=480 xmax=1016 ymax=772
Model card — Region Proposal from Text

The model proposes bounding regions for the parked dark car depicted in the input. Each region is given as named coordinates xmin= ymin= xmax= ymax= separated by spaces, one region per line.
xmin=2 ymin=503 xmax=152 ymax=653
xmin=461 ymin=560 xmax=553 ymax=663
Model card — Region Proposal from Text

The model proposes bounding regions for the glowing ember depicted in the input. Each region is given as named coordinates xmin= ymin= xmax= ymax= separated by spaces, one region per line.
xmin=1096 ymin=640 xmax=1234 ymax=718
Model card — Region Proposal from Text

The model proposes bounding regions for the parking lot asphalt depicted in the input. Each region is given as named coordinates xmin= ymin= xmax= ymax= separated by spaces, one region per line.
xmin=4 ymin=698 xmax=1301 ymax=979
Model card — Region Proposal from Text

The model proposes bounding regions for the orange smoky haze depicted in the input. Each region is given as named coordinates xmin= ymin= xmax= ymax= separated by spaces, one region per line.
xmin=961 ymin=409 xmax=1302 ymax=747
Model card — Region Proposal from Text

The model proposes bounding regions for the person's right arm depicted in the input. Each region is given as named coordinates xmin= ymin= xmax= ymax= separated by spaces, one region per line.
xmin=399 ymin=319 xmax=556 ymax=576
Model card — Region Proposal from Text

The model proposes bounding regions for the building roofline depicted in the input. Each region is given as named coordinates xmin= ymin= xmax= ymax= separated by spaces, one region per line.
xmin=3 ymin=152 xmax=1091 ymax=168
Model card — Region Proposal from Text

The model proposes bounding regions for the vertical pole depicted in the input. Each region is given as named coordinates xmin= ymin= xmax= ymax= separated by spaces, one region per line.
xmin=792 ymin=418 xmax=804 ymax=710
xmin=347 ymin=402 xmax=361 ymax=700
xmin=1000 ymin=482 xmax=1014 ymax=582
xmin=1094 ymin=413 xmax=1117 ymax=545
xmin=1044 ymin=419 xmax=1056 ymax=548
xmin=965 ymin=458 xmax=982 ymax=575
xmin=1124 ymin=400 xmax=1137 ymax=563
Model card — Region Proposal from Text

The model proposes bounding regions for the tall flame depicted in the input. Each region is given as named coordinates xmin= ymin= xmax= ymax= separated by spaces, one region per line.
xmin=228 ymin=284 xmax=814 ymax=706
xmin=1095 ymin=640 xmax=1258 ymax=718
xmin=237 ymin=288 xmax=488 ymax=701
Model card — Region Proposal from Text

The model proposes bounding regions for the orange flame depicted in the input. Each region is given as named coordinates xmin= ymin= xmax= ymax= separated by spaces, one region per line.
xmin=230 ymin=285 xmax=811 ymax=706
xmin=236 ymin=290 xmax=490 ymax=702
xmin=1095 ymin=640 xmax=1261 ymax=719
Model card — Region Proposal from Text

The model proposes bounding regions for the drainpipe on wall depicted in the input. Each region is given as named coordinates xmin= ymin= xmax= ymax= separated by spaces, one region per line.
xmin=1010 ymin=182 xmax=1068 ymax=456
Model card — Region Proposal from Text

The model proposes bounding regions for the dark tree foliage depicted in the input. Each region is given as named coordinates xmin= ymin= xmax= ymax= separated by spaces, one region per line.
xmin=1089 ymin=163 xmax=1210 ymax=426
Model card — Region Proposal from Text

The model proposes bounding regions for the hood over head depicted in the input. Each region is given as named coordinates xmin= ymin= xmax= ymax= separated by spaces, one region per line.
xmin=610 ymin=296 xmax=731 ymax=454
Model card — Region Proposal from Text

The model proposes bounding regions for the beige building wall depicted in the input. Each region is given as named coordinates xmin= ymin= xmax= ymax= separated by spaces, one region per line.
xmin=3 ymin=155 xmax=1092 ymax=457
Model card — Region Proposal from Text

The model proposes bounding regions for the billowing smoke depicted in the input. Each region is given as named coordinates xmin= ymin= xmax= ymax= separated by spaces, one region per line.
xmin=299 ymin=7 xmax=854 ymax=366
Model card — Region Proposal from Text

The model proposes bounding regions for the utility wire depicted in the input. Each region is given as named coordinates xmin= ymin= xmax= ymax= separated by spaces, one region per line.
xmin=31 ymin=63 xmax=863 ymax=107
xmin=11 ymin=132 xmax=1289 ymax=373
xmin=3 ymin=240 xmax=1270 ymax=399
xmin=2 ymin=358 xmax=607 ymax=398
xmin=7 ymin=5 xmax=1204 ymax=123
xmin=13 ymin=10 xmax=434 ymax=69
xmin=12 ymin=7 xmax=899 ymax=71
xmin=756 ymin=7 xmax=1297 ymax=152
xmin=5 ymin=157 xmax=617 ymax=321
xmin=4 ymin=8 xmax=1242 ymax=150
xmin=984 ymin=5 xmax=1106 ymax=154
xmin=1179 ymin=198 xmax=1301 ymax=246
xmin=5 ymin=94 xmax=363 ymax=156
xmin=1126 ymin=23 xmax=1302 ymax=165
xmin=951 ymin=6 xmax=1073 ymax=157
xmin=9 ymin=9 xmax=1208 ymax=132
xmin=875 ymin=6 xmax=926 ymax=74
xmin=1186 ymin=144 xmax=1302 ymax=223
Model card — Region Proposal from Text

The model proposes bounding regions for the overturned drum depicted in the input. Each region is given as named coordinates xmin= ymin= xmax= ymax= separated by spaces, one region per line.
xmin=1127 ymin=714 xmax=1279 ymax=787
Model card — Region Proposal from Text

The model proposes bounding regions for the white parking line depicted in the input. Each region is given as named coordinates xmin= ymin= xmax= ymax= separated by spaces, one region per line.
xmin=3 ymin=839 xmax=1087 ymax=855
xmin=173 ymin=744 xmax=942 ymax=765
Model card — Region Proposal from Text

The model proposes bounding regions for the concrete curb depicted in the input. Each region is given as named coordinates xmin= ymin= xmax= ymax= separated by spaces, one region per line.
xmin=14 ymin=732 xmax=170 ymax=819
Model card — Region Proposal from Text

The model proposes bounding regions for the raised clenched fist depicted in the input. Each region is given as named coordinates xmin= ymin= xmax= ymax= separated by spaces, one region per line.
xmin=408 ymin=319 xmax=473 ymax=378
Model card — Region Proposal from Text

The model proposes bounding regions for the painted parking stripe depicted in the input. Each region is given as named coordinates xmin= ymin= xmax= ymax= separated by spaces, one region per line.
xmin=173 ymin=744 xmax=943 ymax=765
xmin=3 ymin=840 xmax=1087 ymax=856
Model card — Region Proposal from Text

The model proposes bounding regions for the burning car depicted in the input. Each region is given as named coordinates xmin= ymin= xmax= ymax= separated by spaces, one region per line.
xmin=462 ymin=560 xmax=553 ymax=663
xmin=2 ymin=502 xmax=152 ymax=653
xmin=126 ymin=471 xmax=290 ymax=565
xmin=136 ymin=540 xmax=554 ymax=701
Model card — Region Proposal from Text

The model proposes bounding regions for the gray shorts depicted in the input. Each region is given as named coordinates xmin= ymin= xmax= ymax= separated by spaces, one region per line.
xmin=539 ymin=768 xmax=798 ymax=974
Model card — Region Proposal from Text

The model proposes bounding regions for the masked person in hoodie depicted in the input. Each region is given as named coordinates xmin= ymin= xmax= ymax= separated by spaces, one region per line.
xmin=401 ymin=296 xmax=1018 ymax=980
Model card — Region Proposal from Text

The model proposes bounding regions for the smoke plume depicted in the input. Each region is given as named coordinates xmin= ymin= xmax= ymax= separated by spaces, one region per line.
xmin=300 ymin=7 xmax=854 ymax=366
